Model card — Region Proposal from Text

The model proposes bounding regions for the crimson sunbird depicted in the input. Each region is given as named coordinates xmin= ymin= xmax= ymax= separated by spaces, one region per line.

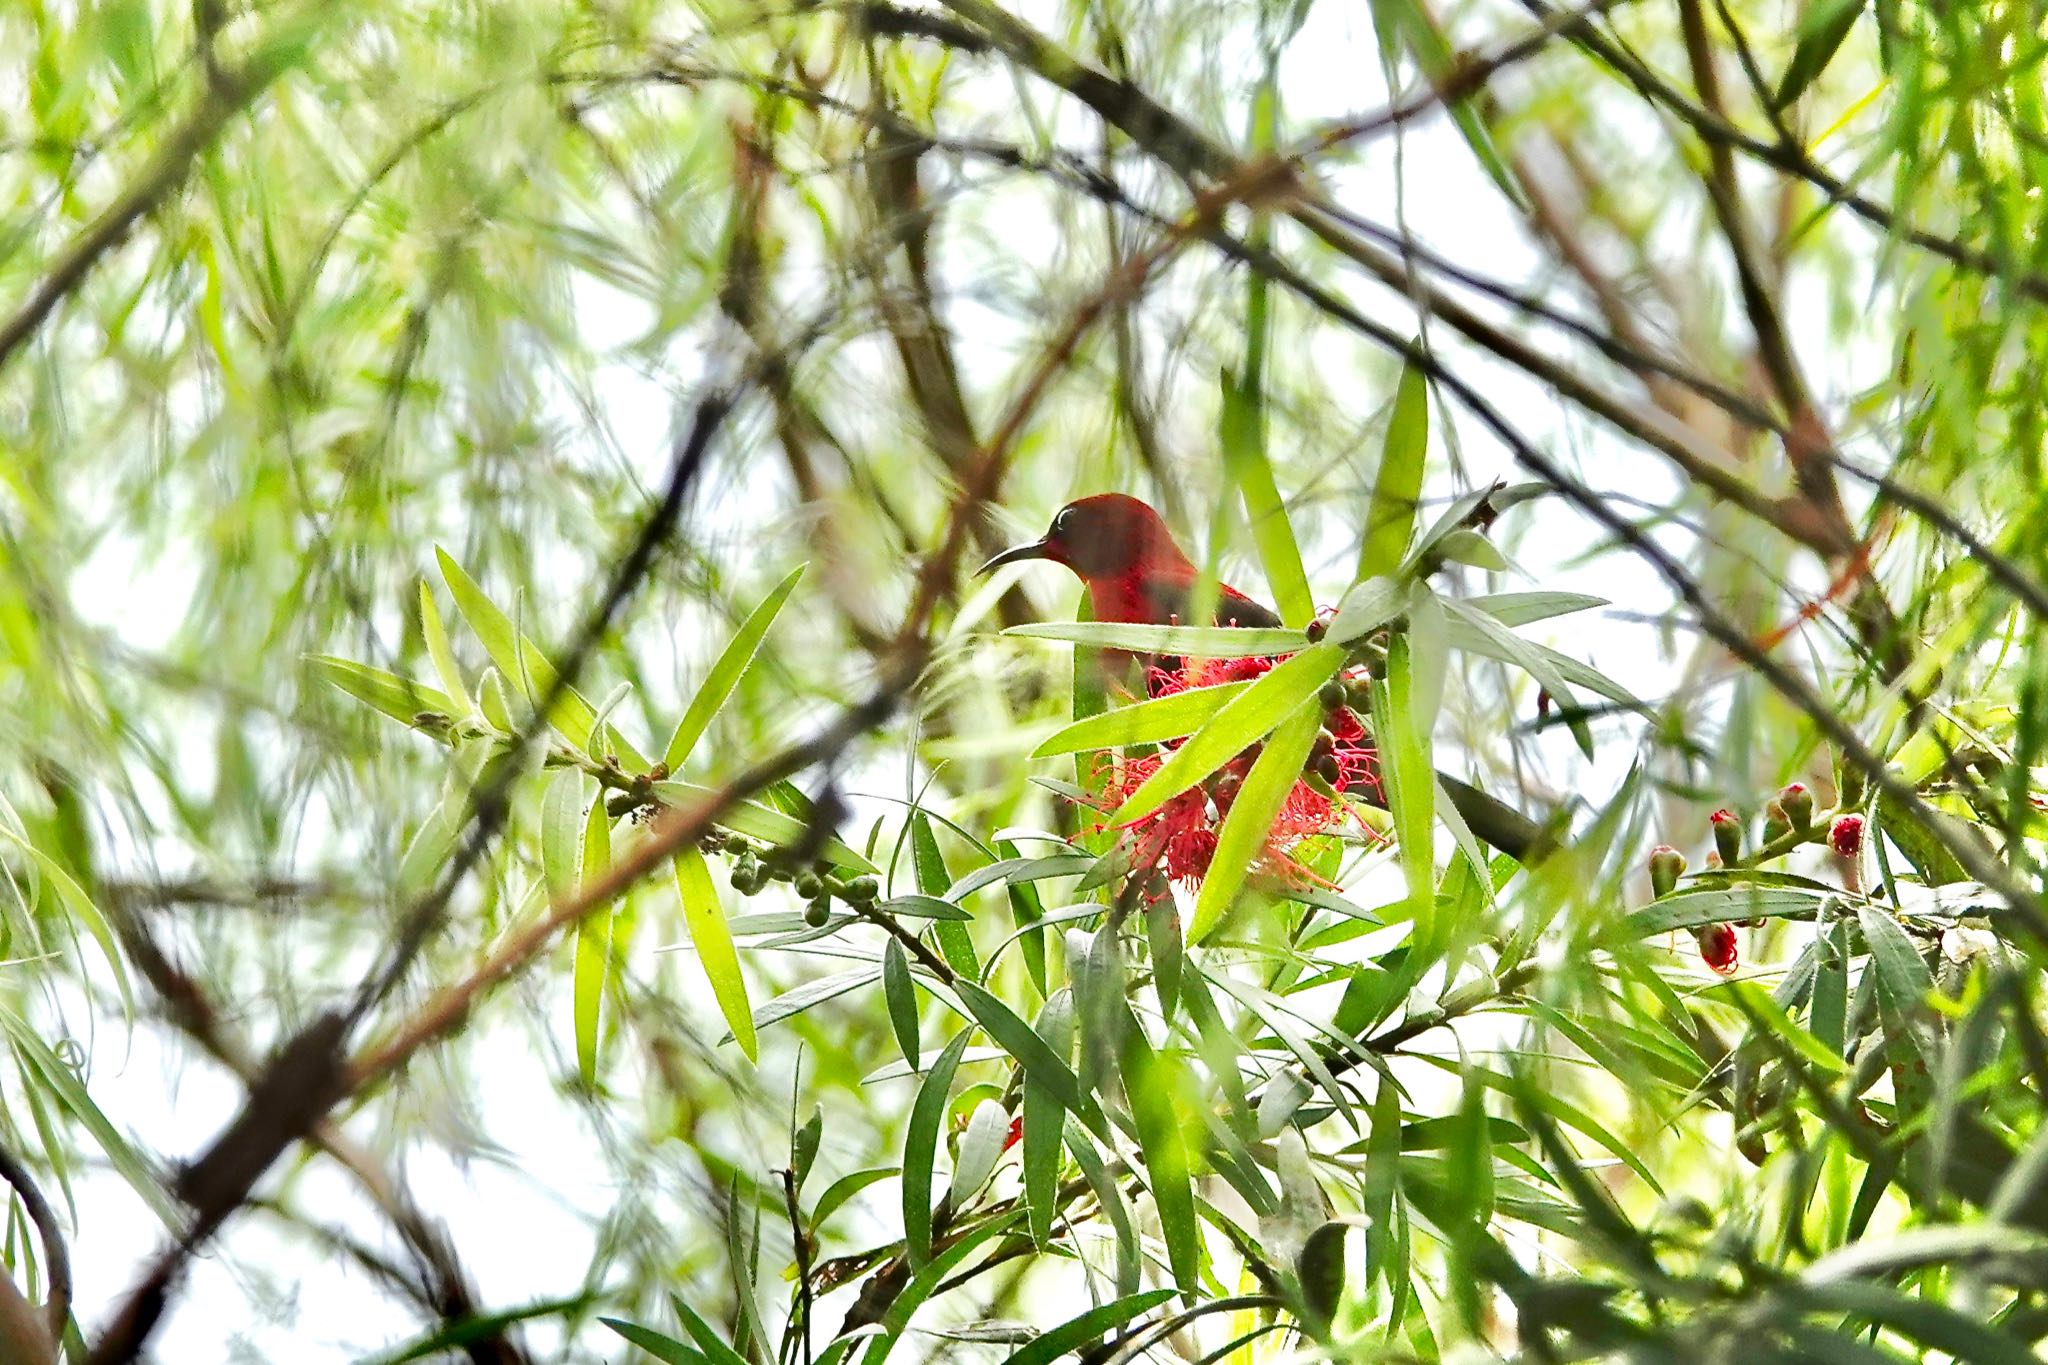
xmin=981 ymin=493 xmax=1543 ymax=861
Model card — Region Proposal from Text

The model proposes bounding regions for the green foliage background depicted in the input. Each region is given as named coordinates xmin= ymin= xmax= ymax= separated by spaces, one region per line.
xmin=3 ymin=0 xmax=2048 ymax=1360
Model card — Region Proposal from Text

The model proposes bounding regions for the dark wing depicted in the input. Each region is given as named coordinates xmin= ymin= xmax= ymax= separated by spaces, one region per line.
xmin=1216 ymin=585 xmax=1283 ymax=630
xmin=1131 ymin=572 xmax=1283 ymax=630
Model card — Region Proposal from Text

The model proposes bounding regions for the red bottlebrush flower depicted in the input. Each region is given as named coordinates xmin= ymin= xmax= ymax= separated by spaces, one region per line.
xmin=1084 ymin=658 xmax=1381 ymax=888
xmin=1829 ymin=813 xmax=1864 ymax=857
xmin=1696 ymin=922 xmax=1739 ymax=975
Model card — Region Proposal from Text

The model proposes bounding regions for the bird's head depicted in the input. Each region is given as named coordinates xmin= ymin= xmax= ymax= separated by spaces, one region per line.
xmin=977 ymin=494 xmax=1190 ymax=581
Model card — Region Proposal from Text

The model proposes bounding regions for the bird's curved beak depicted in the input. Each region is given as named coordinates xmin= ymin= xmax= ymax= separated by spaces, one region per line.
xmin=976 ymin=539 xmax=1049 ymax=576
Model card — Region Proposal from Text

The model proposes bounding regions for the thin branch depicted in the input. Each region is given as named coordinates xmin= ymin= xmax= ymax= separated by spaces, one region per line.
xmin=0 ymin=1137 xmax=70 ymax=1339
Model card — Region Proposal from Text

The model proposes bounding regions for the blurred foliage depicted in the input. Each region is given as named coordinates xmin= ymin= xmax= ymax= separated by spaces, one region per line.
xmin=4 ymin=0 xmax=2048 ymax=1360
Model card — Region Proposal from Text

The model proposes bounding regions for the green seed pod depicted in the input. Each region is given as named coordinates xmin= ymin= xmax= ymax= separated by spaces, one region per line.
xmin=844 ymin=874 xmax=880 ymax=904
xmin=794 ymin=872 xmax=823 ymax=899
xmin=803 ymin=897 xmax=832 ymax=928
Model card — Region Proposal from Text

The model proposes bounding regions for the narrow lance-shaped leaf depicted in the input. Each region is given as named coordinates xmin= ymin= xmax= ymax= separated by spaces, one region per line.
xmin=309 ymin=656 xmax=458 ymax=727
xmin=1774 ymin=0 xmax=1867 ymax=109
xmin=883 ymin=937 xmax=920 ymax=1067
xmin=1361 ymin=357 xmax=1427 ymax=579
xmin=1190 ymin=698 xmax=1321 ymax=943
xmin=434 ymin=547 xmax=650 ymax=769
xmin=418 ymin=582 xmax=472 ymax=715
xmin=1023 ymin=991 xmax=1073 ymax=1248
xmin=1113 ymin=642 xmax=1346 ymax=823
xmin=998 ymin=1291 xmax=1177 ymax=1365
xmin=1032 ymin=679 xmax=1254 ymax=758
xmin=1121 ymin=1016 xmax=1202 ymax=1298
xmin=913 ymin=814 xmax=978 ymax=977
xmin=1371 ymin=635 xmax=1437 ymax=928
xmin=904 ymin=1031 xmax=973 ymax=1267
xmin=664 ymin=565 xmax=806 ymax=771
xmin=1221 ymin=367 xmax=1314 ymax=627
xmin=573 ymin=797 xmax=613 ymax=1084
xmin=677 ymin=847 xmax=756 ymax=1062
xmin=1004 ymin=620 xmax=1303 ymax=659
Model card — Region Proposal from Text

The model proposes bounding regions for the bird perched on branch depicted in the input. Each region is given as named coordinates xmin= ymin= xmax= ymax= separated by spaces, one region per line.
xmin=976 ymin=493 xmax=1280 ymax=631
xmin=980 ymin=493 xmax=1545 ymax=862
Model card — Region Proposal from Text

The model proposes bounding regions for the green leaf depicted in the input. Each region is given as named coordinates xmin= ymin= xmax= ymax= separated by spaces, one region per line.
xmin=1298 ymin=1222 xmax=1348 ymax=1332
xmin=1372 ymin=635 xmax=1436 ymax=925
xmin=996 ymin=1290 xmax=1176 ymax=1365
xmin=1362 ymin=358 xmax=1428 ymax=579
xmin=1121 ymin=1020 xmax=1201 ymax=1298
xmin=904 ymin=1031 xmax=973 ymax=1267
xmin=397 ymin=792 xmax=463 ymax=898
xmin=950 ymin=1098 xmax=1009 ymax=1201
xmin=883 ymin=937 xmax=921 ymax=1066
xmin=664 ymin=565 xmax=805 ymax=771
xmin=1462 ymin=591 xmax=1608 ymax=627
xmin=1003 ymin=621 xmax=1303 ymax=658
xmin=0 ymin=1005 xmax=179 ymax=1226
xmin=540 ymin=769 xmax=584 ymax=898
xmin=954 ymin=980 xmax=1105 ymax=1138
xmin=434 ymin=547 xmax=649 ymax=768
xmin=1365 ymin=0 xmax=1530 ymax=210
xmin=652 ymin=782 xmax=876 ymax=873
xmin=602 ymin=1319 xmax=712 ymax=1365
xmin=1023 ymin=992 xmax=1073 ymax=1247
xmin=671 ymin=1300 xmax=752 ymax=1365
xmin=1774 ymin=0 xmax=1866 ymax=109
xmin=721 ymin=968 xmax=877 ymax=1044
xmin=813 ymin=1166 xmax=897 ymax=1228
xmin=1031 ymin=680 xmax=1253 ymax=758
xmin=858 ymin=1212 xmax=1021 ymax=1365
xmin=1441 ymin=615 xmax=1640 ymax=707
xmin=308 ymin=655 xmax=458 ymax=725
xmin=1443 ymin=599 xmax=1591 ymax=757
xmin=676 ymin=847 xmax=756 ymax=1062
xmin=2 ymin=833 xmax=132 ymax=1019
xmin=1113 ymin=642 xmax=1346 ymax=823
xmin=1786 ymin=1280 xmax=2033 ymax=1365
xmin=419 ymin=582 xmax=471 ymax=714
xmin=573 ymin=797 xmax=613 ymax=1083
xmin=913 ymin=814 xmax=978 ymax=978
xmin=1618 ymin=886 xmax=1825 ymax=936
xmin=1221 ymin=369 xmax=1314 ymax=626
xmin=876 ymin=894 xmax=973 ymax=921
xmin=1190 ymin=698 xmax=1321 ymax=942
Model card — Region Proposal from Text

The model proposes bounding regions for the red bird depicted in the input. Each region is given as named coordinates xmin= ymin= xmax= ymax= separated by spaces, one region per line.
xmin=976 ymin=494 xmax=1281 ymax=631
xmin=981 ymin=493 xmax=1544 ymax=861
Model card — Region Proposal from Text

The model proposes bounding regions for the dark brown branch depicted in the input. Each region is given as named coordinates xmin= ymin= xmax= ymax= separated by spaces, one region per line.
xmin=0 ymin=1136 xmax=70 ymax=1341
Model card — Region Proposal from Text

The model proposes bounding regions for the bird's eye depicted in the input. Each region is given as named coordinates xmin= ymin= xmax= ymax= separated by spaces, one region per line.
xmin=1051 ymin=508 xmax=1074 ymax=537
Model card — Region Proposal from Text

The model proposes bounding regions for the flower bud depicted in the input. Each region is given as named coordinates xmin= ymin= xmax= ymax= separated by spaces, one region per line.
xmin=1305 ymin=617 xmax=1328 ymax=643
xmin=1649 ymin=845 xmax=1686 ymax=898
xmin=1760 ymin=801 xmax=1790 ymax=848
xmin=1314 ymin=752 xmax=1343 ymax=786
xmin=843 ymin=874 xmax=880 ymax=904
xmin=793 ymin=871 xmax=823 ymax=899
xmin=803 ymin=897 xmax=832 ymax=928
xmin=1696 ymin=922 xmax=1739 ymax=975
xmin=1318 ymin=680 xmax=1349 ymax=712
xmin=1779 ymin=782 xmax=1813 ymax=830
xmin=1829 ymin=813 xmax=1864 ymax=858
xmin=1710 ymin=808 xmax=1742 ymax=865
